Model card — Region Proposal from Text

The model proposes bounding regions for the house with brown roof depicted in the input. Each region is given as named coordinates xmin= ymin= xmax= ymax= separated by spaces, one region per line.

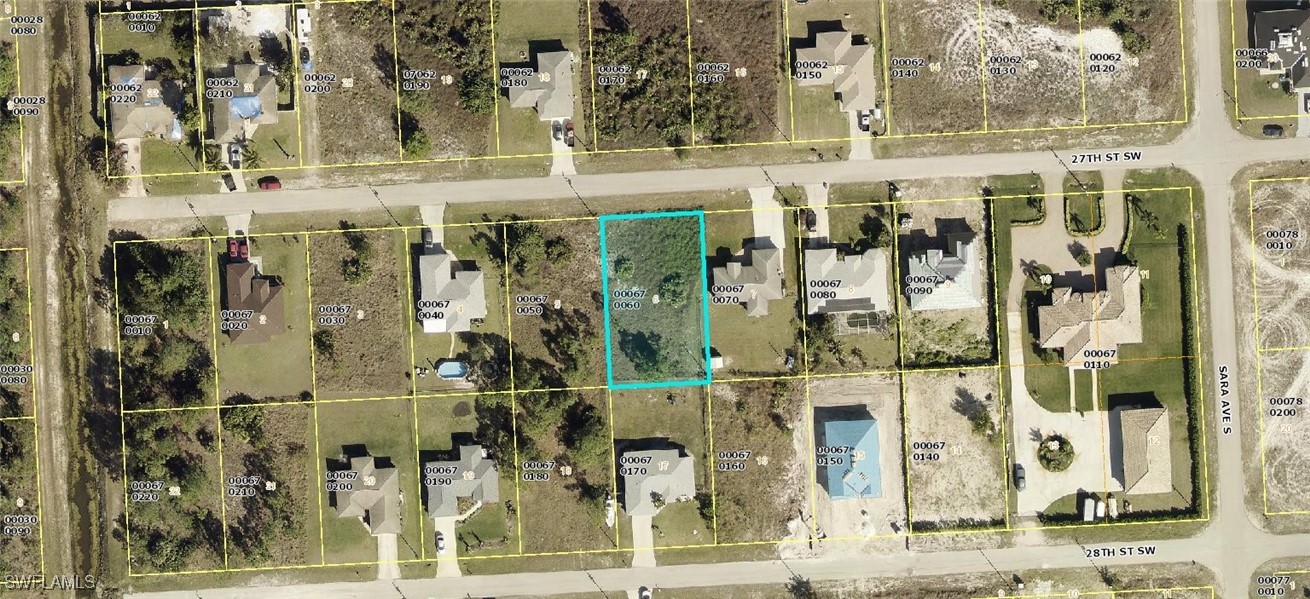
xmin=223 ymin=261 xmax=286 ymax=344
xmin=1037 ymin=265 xmax=1142 ymax=368
xmin=1110 ymin=405 xmax=1172 ymax=495
xmin=330 ymin=455 xmax=402 ymax=535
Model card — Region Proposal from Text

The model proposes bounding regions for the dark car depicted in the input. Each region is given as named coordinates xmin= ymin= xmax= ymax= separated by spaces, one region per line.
xmin=803 ymin=209 xmax=817 ymax=233
xmin=1013 ymin=464 xmax=1026 ymax=491
xmin=1263 ymin=124 xmax=1286 ymax=138
xmin=257 ymin=176 xmax=282 ymax=191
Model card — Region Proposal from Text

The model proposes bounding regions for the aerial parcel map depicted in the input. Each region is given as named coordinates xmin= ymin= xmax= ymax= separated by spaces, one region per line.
xmin=5 ymin=0 xmax=1310 ymax=597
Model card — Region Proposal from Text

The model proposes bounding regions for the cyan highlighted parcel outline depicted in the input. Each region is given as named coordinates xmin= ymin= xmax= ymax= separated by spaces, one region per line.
xmin=599 ymin=211 xmax=713 ymax=389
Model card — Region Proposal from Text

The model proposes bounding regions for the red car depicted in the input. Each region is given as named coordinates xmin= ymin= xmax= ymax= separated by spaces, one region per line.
xmin=228 ymin=239 xmax=240 ymax=259
xmin=238 ymin=241 xmax=250 ymax=261
xmin=257 ymin=176 xmax=282 ymax=190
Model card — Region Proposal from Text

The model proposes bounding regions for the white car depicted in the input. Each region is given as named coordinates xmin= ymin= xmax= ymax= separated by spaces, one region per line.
xmin=435 ymin=531 xmax=447 ymax=555
xmin=638 ymin=587 xmax=652 ymax=599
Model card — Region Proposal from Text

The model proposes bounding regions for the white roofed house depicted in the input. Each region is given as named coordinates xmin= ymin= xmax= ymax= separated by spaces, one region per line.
xmin=793 ymin=29 xmax=878 ymax=113
xmin=803 ymin=247 xmax=892 ymax=315
xmin=903 ymin=231 xmax=984 ymax=311
xmin=330 ymin=455 xmax=402 ymax=535
xmin=504 ymin=50 xmax=574 ymax=121
xmin=415 ymin=244 xmax=487 ymax=334
xmin=619 ymin=447 xmax=696 ymax=517
xmin=423 ymin=445 xmax=501 ymax=519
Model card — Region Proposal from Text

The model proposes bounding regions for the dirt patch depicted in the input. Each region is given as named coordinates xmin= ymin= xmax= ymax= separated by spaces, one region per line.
xmin=904 ymin=368 xmax=1005 ymax=528
xmin=883 ymin=0 xmax=984 ymax=135
xmin=1254 ymin=347 xmax=1310 ymax=513
xmin=1250 ymin=180 xmax=1310 ymax=352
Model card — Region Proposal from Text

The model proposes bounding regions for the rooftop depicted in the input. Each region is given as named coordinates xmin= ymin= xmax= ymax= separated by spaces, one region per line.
xmin=209 ymin=63 xmax=279 ymax=144
xmin=619 ymin=447 xmax=696 ymax=517
xmin=331 ymin=455 xmax=402 ymax=535
xmin=1252 ymin=6 xmax=1310 ymax=87
xmin=818 ymin=416 xmax=881 ymax=500
xmin=711 ymin=246 xmax=784 ymax=317
xmin=1037 ymin=265 xmax=1143 ymax=368
xmin=1112 ymin=405 xmax=1172 ymax=495
xmin=106 ymin=64 xmax=183 ymax=140
xmin=423 ymin=445 xmax=501 ymax=519
xmin=793 ymin=29 xmax=878 ymax=112
xmin=416 ymin=244 xmax=487 ymax=334
xmin=223 ymin=261 xmax=287 ymax=344
xmin=803 ymin=247 xmax=891 ymax=315
xmin=506 ymin=50 xmax=574 ymax=121
xmin=903 ymin=231 xmax=984 ymax=311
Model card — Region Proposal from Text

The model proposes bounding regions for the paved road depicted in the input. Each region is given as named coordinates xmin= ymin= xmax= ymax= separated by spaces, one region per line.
xmin=123 ymin=1 xmax=1300 ymax=597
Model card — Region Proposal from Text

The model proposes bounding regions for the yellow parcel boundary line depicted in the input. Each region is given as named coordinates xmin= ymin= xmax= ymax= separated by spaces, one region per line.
xmin=19 ymin=248 xmax=44 ymax=575
xmin=111 ymin=183 xmax=1212 ymax=575
xmin=977 ymin=586 xmax=1215 ymax=599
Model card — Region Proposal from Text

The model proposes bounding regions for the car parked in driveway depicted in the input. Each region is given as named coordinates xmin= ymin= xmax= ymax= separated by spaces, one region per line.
xmin=435 ymin=531 xmax=446 ymax=555
xmin=1263 ymin=124 xmax=1286 ymax=138
xmin=1013 ymin=464 xmax=1026 ymax=491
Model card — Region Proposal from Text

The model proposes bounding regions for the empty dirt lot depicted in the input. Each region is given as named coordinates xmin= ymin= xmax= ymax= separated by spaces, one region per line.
xmin=1254 ymin=346 xmax=1310 ymax=513
xmin=1250 ymin=180 xmax=1310 ymax=352
xmin=903 ymin=368 xmax=1005 ymax=528
xmin=306 ymin=2 xmax=400 ymax=165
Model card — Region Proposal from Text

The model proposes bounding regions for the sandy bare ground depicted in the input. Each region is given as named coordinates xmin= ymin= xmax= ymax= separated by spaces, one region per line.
xmin=903 ymin=369 xmax=1005 ymax=526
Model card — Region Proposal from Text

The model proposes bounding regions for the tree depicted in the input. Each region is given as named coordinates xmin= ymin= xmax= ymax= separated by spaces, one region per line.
xmin=650 ymin=491 xmax=666 ymax=510
xmin=785 ymin=575 xmax=818 ymax=599
xmin=545 ymin=237 xmax=573 ymax=263
xmin=659 ymin=272 xmax=688 ymax=307
xmin=402 ymin=126 xmax=431 ymax=159
xmin=613 ymin=256 xmax=634 ymax=280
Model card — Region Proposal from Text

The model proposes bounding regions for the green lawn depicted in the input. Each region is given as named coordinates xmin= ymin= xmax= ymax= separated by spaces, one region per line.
xmin=214 ymin=235 xmax=313 ymax=402
xmin=140 ymin=139 xmax=202 ymax=176
xmin=315 ymin=398 xmax=425 ymax=567
xmin=704 ymin=209 xmax=801 ymax=375
xmin=789 ymin=86 xmax=849 ymax=143
xmin=247 ymin=116 xmax=301 ymax=170
xmin=1119 ymin=187 xmax=1196 ymax=360
xmin=1073 ymin=369 xmax=1094 ymax=413
xmin=1064 ymin=193 xmax=1103 ymax=235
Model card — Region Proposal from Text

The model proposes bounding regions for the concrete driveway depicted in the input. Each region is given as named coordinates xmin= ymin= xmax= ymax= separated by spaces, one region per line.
xmin=630 ymin=515 xmax=656 ymax=568
xmin=376 ymin=533 xmax=400 ymax=580
xmin=846 ymin=112 xmax=872 ymax=160
xmin=802 ymin=183 xmax=830 ymax=246
xmin=121 ymin=138 xmax=146 ymax=198
xmin=433 ymin=516 xmax=461 ymax=578
xmin=1006 ymin=312 xmax=1117 ymax=516
xmin=748 ymin=186 xmax=786 ymax=252
xmin=549 ymin=119 xmax=576 ymax=176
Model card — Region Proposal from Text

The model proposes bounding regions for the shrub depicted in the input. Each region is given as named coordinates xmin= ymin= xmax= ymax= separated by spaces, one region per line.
xmin=1038 ymin=434 xmax=1075 ymax=472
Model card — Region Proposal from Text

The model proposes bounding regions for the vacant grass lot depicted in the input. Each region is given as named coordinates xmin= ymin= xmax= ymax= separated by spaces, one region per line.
xmin=316 ymin=397 xmax=424 ymax=568
xmin=611 ymin=386 xmax=712 ymax=550
xmin=220 ymin=403 xmax=320 ymax=569
xmin=494 ymin=0 xmax=585 ymax=157
xmin=116 ymin=239 xmax=216 ymax=411
xmin=0 ymin=420 xmax=40 ymax=576
xmin=881 ymin=0 xmax=984 ymax=135
xmin=303 ymin=2 xmax=399 ymax=165
xmin=514 ymin=390 xmax=620 ymax=563
xmin=584 ymin=0 xmax=692 ymax=151
xmin=603 ymin=214 xmax=708 ymax=385
xmin=689 ymin=0 xmax=788 ymax=145
xmin=0 ymin=251 xmax=32 ymax=418
xmin=786 ymin=0 xmax=882 ymax=143
xmin=704 ymin=210 xmax=800 ymax=376
xmin=123 ymin=410 xmax=224 ymax=574
xmin=708 ymin=380 xmax=805 ymax=544
xmin=308 ymin=228 xmax=411 ymax=400
xmin=506 ymin=219 xmax=607 ymax=390
xmin=409 ymin=224 xmax=510 ymax=395
xmin=214 ymin=234 xmax=313 ymax=403
xmin=394 ymin=0 xmax=496 ymax=160
xmin=416 ymin=394 xmax=520 ymax=560
xmin=100 ymin=10 xmax=202 ymax=175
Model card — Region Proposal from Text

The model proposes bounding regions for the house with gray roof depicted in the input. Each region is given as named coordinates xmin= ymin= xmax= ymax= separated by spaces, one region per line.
xmin=106 ymin=64 xmax=183 ymax=141
xmin=711 ymin=246 xmax=784 ymax=317
xmin=416 ymin=244 xmax=487 ymax=334
xmin=1110 ymin=405 xmax=1172 ymax=495
xmin=803 ymin=247 xmax=891 ymax=315
xmin=793 ymin=29 xmax=877 ymax=112
xmin=331 ymin=455 xmax=402 ymax=535
xmin=423 ymin=445 xmax=501 ymax=519
xmin=208 ymin=63 xmax=279 ymax=144
xmin=903 ymin=232 xmax=983 ymax=311
xmin=1037 ymin=265 xmax=1142 ymax=368
xmin=619 ymin=447 xmax=696 ymax=517
xmin=505 ymin=50 xmax=574 ymax=121
xmin=1250 ymin=4 xmax=1310 ymax=90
